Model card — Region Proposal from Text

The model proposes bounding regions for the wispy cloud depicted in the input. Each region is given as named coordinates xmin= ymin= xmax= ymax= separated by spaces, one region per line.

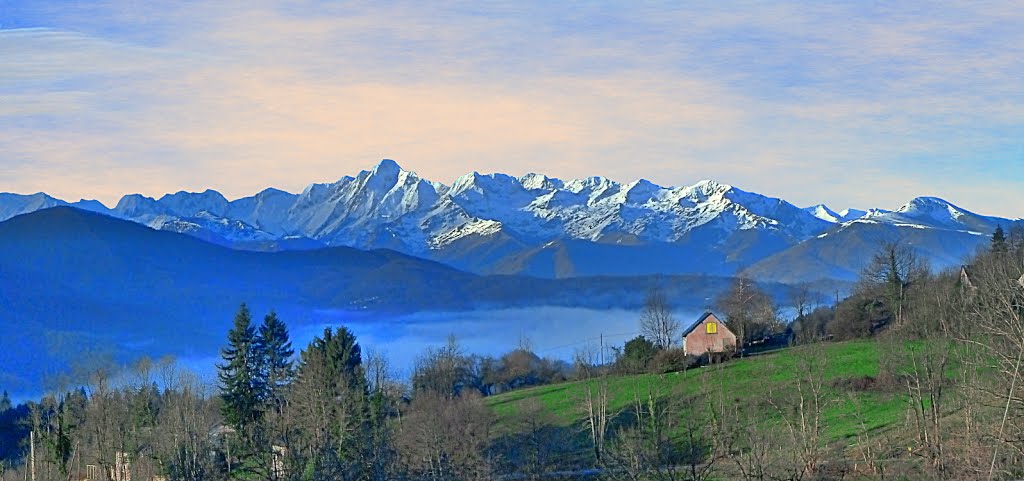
xmin=0 ymin=1 xmax=1021 ymax=215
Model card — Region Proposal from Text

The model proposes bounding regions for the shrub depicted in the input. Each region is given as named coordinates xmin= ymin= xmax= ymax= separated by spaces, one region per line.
xmin=648 ymin=348 xmax=696 ymax=374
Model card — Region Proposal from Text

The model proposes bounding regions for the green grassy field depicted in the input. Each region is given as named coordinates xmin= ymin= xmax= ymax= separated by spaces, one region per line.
xmin=486 ymin=340 xmax=908 ymax=443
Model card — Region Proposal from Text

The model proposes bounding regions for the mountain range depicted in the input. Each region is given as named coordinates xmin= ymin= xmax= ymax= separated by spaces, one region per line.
xmin=2 ymin=160 xmax=1018 ymax=283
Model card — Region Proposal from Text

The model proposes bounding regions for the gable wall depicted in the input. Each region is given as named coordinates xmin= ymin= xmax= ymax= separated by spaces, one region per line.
xmin=683 ymin=313 xmax=737 ymax=356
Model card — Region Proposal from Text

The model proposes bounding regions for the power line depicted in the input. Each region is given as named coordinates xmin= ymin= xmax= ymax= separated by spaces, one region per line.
xmin=534 ymin=330 xmax=642 ymax=354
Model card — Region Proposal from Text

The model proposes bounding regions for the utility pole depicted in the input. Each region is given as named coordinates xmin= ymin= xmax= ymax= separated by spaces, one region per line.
xmin=600 ymin=333 xmax=604 ymax=366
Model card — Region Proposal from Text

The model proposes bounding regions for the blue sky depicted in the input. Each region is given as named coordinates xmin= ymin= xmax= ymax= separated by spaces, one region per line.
xmin=1 ymin=1 xmax=1022 ymax=216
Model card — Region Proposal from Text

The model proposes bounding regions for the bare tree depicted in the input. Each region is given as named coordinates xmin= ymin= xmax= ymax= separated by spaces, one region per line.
xmin=396 ymin=391 xmax=495 ymax=481
xmin=604 ymin=381 xmax=719 ymax=481
xmin=861 ymin=241 xmax=928 ymax=326
xmin=791 ymin=282 xmax=815 ymax=321
xmin=955 ymin=247 xmax=1024 ymax=479
xmin=640 ymin=287 xmax=681 ymax=349
xmin=412 ymin=335 xmax=471 ymax=398
xmin=501 ymin=398 xmax=573 ymax=480
xmin=765 ymin=345 xmax=834 ymax=479
xmin=717 ymin=277 xmax=779 ymax=351
xmin=154 ymin=370 xmax=221 ymax=481
xmin=573 ymin=346 xmax=612 ymax=465
xmin=365 ymin=349 xmax=391 ymax=395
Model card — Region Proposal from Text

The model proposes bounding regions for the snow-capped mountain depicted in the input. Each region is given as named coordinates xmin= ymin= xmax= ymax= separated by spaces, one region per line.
xmin=158 ymin=189 xmax=230 ymax=217
xmin=804 ymin=204 xmax=869 ymax=223
xmin=862 ymin=197 xmax=1000 ymax=233
xmin=745 ymin=196 xmax=1017 ymax=283
xmin=1 ymin=159 xmax=1018 ymax=280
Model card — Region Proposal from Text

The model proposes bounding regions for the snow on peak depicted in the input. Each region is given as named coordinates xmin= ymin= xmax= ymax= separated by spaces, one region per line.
xmin=897 ymin=196 xmax=958 ymax=213
xmin=114 ymin=194 xmax=164 ymax=216
xmin=838 ymin=208 xmax=867 ymax=221
xmin=450 ymin=171 xmax=484 ymax=194
xmin=563 ymin=176 xmax=617 ymax=194
xmin=519 ymin=173 xmax=564 ymax=191
xmin=158 ymin=189 xmax=229 ymax=217
xmin=450 ymin=171 xmax=521 ymax=196
xmin=371 ymin=158 xmax=404 ymax=178
xmin=684 ymin=179 xmax=732 ymax=198
xmin=893 ymin=197 xmax=970 ymax=224
xmin=805 ymin=204 xmax=842 ymax=223
xmin=620 ymin=179 xmax=662 ymax=204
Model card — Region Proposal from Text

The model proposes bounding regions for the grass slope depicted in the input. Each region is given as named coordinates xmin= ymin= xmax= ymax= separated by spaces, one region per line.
xmin=487 ymin=340 xmax=905 ymax=443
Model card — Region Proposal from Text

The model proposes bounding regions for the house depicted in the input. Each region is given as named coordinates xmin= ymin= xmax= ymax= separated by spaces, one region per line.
xmin=681 ymin=312 xmax=736 ymax=357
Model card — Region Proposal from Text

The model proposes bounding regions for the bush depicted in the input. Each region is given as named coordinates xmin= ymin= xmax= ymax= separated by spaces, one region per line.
xmin=614 ymin=336 xmax=658 ymax=374
xmin=831 ymin=373 xmax=904 ymax=394
xmin=827 ymin=294 xmax=889 ymax=341
xmin=648 ymin=348 xmax=696 ymax=374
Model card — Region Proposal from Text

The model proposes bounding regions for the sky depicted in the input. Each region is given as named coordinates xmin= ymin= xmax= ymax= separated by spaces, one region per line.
xmin=1 ymin=1 xmax=1022 ymax=217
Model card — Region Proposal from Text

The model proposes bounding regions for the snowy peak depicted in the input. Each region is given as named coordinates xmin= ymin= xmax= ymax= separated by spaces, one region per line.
xmin=519 ymin=173 xmax=564 ymax=191
xmin=564 ymin=176 xmax=617 ymax=194
xmin=359 ymin=158 xmax=407 ymax=195
xmin=113 ymin=194 xmax=167 ymax=219
xmin=678 ymin=179 xmax=732 ymax=201
xmin=838 ymin=208 xmax=867 ymax=221
xmin=805 ymin=204 xmax=842 ymax=223
xmin=452 ymin=171 xmax=515 ymax=193
xmin=895 ymin=196 xmax=964 ymax=217
xmin=894 ymin=197 xmax=973 ymax=225
xmin=371 ymin=158 xmax=403 ymax=178
xmin=158 ymin=189 xmax=229 ymax=217
xmin=847 ymin=196 xmax=999 ymax=233
xmin=227 ymin=188 xmax=298 ymax=235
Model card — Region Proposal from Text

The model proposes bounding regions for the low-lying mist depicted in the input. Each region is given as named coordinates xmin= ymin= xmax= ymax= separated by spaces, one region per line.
xmin=11 ymin=306 xmax=708 ymax=402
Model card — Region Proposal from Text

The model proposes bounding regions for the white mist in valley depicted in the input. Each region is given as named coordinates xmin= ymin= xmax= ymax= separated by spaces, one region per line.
xmin=295 ymin=306 xmax=706 ymax=378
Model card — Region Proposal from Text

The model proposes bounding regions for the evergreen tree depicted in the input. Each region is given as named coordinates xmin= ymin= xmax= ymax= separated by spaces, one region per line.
xmin=0 ymin=391 xmax=10 ymax=412
xmin=218 ymin=303 xmax=263 ymax=431
xmin=992 ymin=225 xmax=1008 ymax=253
xmin=255 ymin=310 xmax=294 ymax=411
xmin=287 ymin=327 xmax=375 ymax=476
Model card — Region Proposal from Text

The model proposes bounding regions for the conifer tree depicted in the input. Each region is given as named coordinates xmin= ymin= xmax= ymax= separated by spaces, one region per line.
xmin=218 ymin=303 xmax=262 ymax=431
xmin=0 ymin=391 xmax=10 ymax=412
xmin=256 ymin=310 xmax=294 ymax=411
xmin=992 ymin=225 xmax=1008 ymax=253
xmin=287 ymin=327 xmax=374 ymax=476
xmin=310 ymin=327 xmax=366 ymax=393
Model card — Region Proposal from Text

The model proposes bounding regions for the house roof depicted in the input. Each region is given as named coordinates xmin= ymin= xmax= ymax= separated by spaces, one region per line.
xmin=681 ymin=311 xmax=718 ymax=337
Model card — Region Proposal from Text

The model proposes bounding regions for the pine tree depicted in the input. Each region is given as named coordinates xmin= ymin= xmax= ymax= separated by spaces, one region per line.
xmin=289 ymin=327 xmax=373 ymax=474
xmin=992 ymin=225 xmax=1008 ymax=253
xmin=256 ymin=310 xmax=294 ymax=411
xmin=310 ymin=327 xmax=366 ymax=393
xmin=0 ymin=391 xmax=10 ymax=412
xmin=218 ymin=303 xmax=262 ymax=431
